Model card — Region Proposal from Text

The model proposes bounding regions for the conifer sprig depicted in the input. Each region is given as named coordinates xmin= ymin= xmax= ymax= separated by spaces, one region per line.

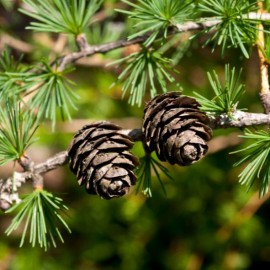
xmin=5 ymin=190 xmax=71 ymax=250
xmin=20 ymin=0 xmax=103 ymax=35
xmin=232 ymin=129 xmax=270 ymax=197
xmin=0 ymin=99 xmax=38 ymax=165
xmin=0 ymin=49 xmax=32 ymax=98
xmin=198 ymin=0 xmax=260 ymax=58
xmin=136 ymin=154 xmax=174 ymax=197
xmin=110 ymin=47 xmax=177 ymax=106
xmin=26 ymin=61 xmax=78 ymax=128
xmin=194 ymin=65 xmax=245 ymax=116
xmin=117 ymin=0 xmax=195 ymax=46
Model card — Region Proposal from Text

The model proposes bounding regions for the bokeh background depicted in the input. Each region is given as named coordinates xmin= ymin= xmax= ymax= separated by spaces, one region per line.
xmin=0 ymin=1 xmax=270 ymax=269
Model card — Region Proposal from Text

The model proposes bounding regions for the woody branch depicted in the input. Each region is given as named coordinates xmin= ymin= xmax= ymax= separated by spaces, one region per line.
xmin=1 ymin=109 xmax=270 ymax=210
xmin=56 ymin=12 xmax=270 ymax=71
xmin=2 ymin=12 xmax=270 ymax=210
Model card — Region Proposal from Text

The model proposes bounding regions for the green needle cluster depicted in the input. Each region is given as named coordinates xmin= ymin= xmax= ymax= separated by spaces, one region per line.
xmin=198 ymin=0 xmax=260 ymax=58
xmin=0 ymin=99 xmax=38 ymax=165
xmin=5 ymin=189 xmax=71 ymax=250
xmin=136 ymin=154 xmax=173 ymax=197
xmin=194 ymin=65 xmax=245 ymax=116
xmin=111 ymin=47 xmax=176 ymax=106
xmin=117 ymin=0 xmax=195 ymax=46
xmin=20 ymin=0 xmax=103 ymax=35
xmin=232 ymin=129 xmax=270 ymax=197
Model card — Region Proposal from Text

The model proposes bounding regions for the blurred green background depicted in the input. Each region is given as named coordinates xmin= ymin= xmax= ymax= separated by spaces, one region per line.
xmin=1 ymin=1 xmax=270 ymax=270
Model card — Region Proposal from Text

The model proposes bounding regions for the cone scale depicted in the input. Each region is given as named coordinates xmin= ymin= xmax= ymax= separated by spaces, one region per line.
xmin=142 ymin=92 xmax=212 ymax=166
xmin=68 ymin=121 xmax=139 ymax=199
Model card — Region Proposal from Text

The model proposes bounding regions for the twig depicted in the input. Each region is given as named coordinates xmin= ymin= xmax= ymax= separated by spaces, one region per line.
xmin=1 ymin=109 xmax=270 ymax=210
xmin=56 ymin=13 xmax=270 ymax=71
xmin=208 ymin=110 xmax=270 ymax=128
xmin=34 ymin=151 xmax=69 ymax=174
xmin=256 ymin=3 xmax=270 ymax=113
xmin=0 ymin=151 xmax=69 ymax=210
xmin=2 ymin=9 xmax=270 ymax=209
xmin=57 ymin=34 xmax=148 ymax=70
xmin=257 ymin=24 xmax=269 ymax=95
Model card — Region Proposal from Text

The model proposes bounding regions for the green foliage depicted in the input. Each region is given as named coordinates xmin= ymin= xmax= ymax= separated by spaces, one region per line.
xmin=0 ymin=49 xmax=31 ymax=98
xmin=26 ymin=61 xmax=78 ymax=129
xmin=117 ymin=0 xmax=195 ymax=46
xmin=198 ymin=0 xmax=259 ymax=58
xmin=232 ymin=129 xmax=270 ymax=197
xmin=5 ymin=189 xmax=71 ymax=250
xmin=194 ymin=65 xmax=245 ymax=115
xmin=0 ymin=0 xmax=13 ymax=10
xmin=0 ymin=48 xmax=17 ymax=72
xmin=20 ymin=0 xmax=103 ymax=35
xmin=136 ymin=153 xmax=173 ymax=197
xmin=110 ymin=46 xmax=176 ymax=106
xmin=0 ymin=99 xmax=38 ymax=165
xmin=0 ymin=51 xmax=77 ymax=129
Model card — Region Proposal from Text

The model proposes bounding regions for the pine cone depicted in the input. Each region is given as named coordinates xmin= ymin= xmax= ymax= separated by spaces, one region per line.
xmin=68 ymin=121 xmax=139 ymax=199
xmin=142 ymin=92 xmax=212 ymax=166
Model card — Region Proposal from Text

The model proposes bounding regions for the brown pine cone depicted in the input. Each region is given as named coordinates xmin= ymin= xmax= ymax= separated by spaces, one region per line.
xmin=142 ymin=92 xmax=212 ymax=166
xmin=68 ymin=121 xmax=139 ymax=199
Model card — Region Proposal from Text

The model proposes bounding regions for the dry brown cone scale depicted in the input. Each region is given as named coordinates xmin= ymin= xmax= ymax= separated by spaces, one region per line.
xmin=68 ymin=121 xmax=139 ymax=199
xmin=142 ymin=92 xmax=212 ymax=166
xmin=68 ymin=93 xmax=211 ymax=199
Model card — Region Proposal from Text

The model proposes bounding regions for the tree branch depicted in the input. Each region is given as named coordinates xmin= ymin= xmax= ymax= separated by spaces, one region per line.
xmin=0 ymin=151 xmax=69 ymax=210
xmin=34 ymin=151 xmax=69 ymax=174
xmin=256 ymin=3 xmax=270 ymax=113
xmin=209 ymin=110 xmax=270 ymax=128
xmin=56 ymin=13 xmax=270 ymax=71
xmin=57 ymin=34 xmax=148 ymax=70
xmin=3 ymin=10 xmax=270 ymax=209
xmin=1 ymin=110 xmax=270 ymax=211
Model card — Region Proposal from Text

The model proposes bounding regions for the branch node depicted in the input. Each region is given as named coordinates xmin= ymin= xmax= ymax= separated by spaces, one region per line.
xmin=76 ymin=33 xmax=90 ymax=52
xmin=18 ymin=153 xmax=34 ymax=171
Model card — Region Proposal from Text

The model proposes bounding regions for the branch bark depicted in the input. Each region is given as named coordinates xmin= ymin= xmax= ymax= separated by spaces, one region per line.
xmin=256 ymin=3 xmax=270 ymax=113
xmin=208 ymin=110 xmax=270 ymax=128
xmin=0 ymin=151 xmax=69 ymax=210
